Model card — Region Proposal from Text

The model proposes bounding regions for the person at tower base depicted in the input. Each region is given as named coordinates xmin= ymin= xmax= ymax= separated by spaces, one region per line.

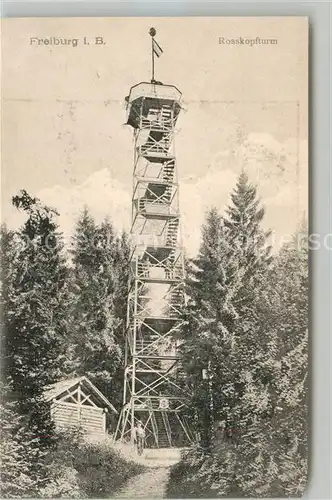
xmin=134 ymin=420 xmax=146 ymax=455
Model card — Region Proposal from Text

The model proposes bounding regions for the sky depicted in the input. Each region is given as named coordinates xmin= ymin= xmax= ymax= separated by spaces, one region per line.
xmin=2 ymin=17 xmax=308 ymax=256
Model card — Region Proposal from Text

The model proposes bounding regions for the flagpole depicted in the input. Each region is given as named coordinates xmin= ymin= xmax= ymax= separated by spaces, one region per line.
xmin=152 ymin=35 xmax=155 ymax=82
xmin=149 ymin=27 xmax=156 ymax=83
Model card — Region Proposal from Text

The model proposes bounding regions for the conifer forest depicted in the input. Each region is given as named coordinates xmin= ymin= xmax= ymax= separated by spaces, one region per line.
xmin=0 ymin=172 xmax=308 ymax=497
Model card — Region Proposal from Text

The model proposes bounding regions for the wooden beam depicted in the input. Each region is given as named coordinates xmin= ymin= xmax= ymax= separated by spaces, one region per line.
xmin=62 ymin=393 xmax=78 ymax=404
xmin=51 ymin=401 xmax=103 ymax=411
xmin=103 ymin=411 xmax=106 ymax=433
xmin=77 ymin=382 xmax=81 ymax=423
xmin=80 ymin=391 xmax=98 ymax=408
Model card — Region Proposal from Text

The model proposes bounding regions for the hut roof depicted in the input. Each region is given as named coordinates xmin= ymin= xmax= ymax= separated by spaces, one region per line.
xmin=44 ymin=375 xmax=118 ymax=413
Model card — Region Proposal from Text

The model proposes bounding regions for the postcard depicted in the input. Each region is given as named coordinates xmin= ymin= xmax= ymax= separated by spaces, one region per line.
xmin=1 ymin=17 xmax=308 ymax=498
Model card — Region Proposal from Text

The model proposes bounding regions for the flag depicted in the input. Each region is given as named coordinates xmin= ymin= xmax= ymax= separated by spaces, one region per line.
xmin=152 ymin=38 xmax=163 ymax=58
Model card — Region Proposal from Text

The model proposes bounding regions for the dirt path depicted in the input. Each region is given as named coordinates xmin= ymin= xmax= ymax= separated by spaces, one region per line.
xmin=111 ymin=466 xmax=170 ymax=499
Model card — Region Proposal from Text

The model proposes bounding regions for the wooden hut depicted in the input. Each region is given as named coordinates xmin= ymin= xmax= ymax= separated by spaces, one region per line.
xmin=44 ymin=376 xmax=117 ymax=435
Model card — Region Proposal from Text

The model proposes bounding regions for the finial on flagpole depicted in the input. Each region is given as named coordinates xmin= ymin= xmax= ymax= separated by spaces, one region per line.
xmin=149 ymin=27 xmax=156 ymax=37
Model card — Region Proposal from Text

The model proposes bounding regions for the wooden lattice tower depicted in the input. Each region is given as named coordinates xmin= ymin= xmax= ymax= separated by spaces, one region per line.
xmin=114 ymin=72 xmax=191 ymax=448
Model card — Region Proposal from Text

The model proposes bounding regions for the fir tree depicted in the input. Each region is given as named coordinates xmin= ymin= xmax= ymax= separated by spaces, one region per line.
xmin=234 ymin=226 xmax=308 ymax=497
xmin=220 ymin=172 xmax=273 ymax=436
xmin=112 ymin=230 xmax=131 ymax=349
xmin=64 ymin=208 xmax=128 ymax=408
xmin=223 ymin=171 xmax=272 ymax=275
xmin=181 ymin=173 xmax=274 ymax=452
xmin=168 ymin=172 xmax=307 ymax=497
xmin=1 ymin=191 xmax=68 ymax=411
xmin=110 ymin=230 xmax=131 ymax=409
xmin=0 ymin=397 xmax=35 ymax=497
xmin=181 ymin=208 xmax=241 ymax=441
xmin=0 ymin=383 xmax=50 ymax=498
xmin=0 ymin=191 xmax=70 ymax=481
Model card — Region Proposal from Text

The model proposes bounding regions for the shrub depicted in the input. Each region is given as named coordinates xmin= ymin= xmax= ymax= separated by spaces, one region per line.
xmin=167 ymin=435 xmax=308 ymax=499
xmin=74 ymin=440 xmax=145 ymax=497
xmin=0 ymin=399 xmax=44 ymax=498
xmin=166 ymin=445 xmax=219 ymax=498
xmin=1 ymin=420 xmax=145 ymax=499
xmin=38 ymin=428 xmax=145 ymax=498
xmin=37 ymin=465 xmax=82 ymax=499
xmin=36 ymin=427 xmax=85 ymax=498
xmin=0 ymin=411 xmax=33 ymax=497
